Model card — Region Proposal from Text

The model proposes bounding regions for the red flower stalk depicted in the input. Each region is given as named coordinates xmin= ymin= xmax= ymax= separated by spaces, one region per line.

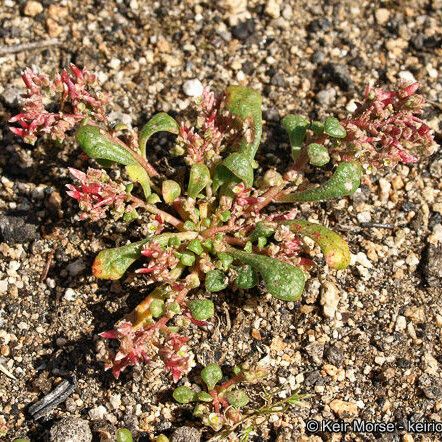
xmin=9 ymin=65 xmax=107 ymax=144
xmin=338 ymin=81 xmax=434 ymax=166
xmin=66 ymin=167 xmax=128 ymax=221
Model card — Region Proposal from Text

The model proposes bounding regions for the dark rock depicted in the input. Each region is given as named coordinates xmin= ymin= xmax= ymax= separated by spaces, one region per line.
xmin=270 ymin=73 xmax=286 ymax=87
xmin=0 ymin=214 xmax=38 ymax=244
xmin=242 ymin=61 xmax=255 ymax=75
xmin=170 ymin=426 xmax=201 ymax=442
xmin=50 ymin=417 xmax=92 ymax=442
xmin=304 ymin=370 xmax=324 ymax=386
xmin=418 ymin=374 xmax=442 ymax=400
xmin=422 ymin=243 xmax=442 ymax=287
xmin=316 ymin=63 xmax=354 ymax=91
xmin=312 ymin=50 xmax=325 ymax=64
xmin=231 ymin=19 xmax=255 ymax=41
xmin=411 ymin=34 xmax=442 ymax=50
xmin=324 ymin=344 xmax=344 ymax=366
xmin=307 ymin=18 xmax=331 ymax=33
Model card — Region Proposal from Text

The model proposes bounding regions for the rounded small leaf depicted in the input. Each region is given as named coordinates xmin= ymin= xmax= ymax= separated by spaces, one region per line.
xmin=187 ymin=239 xmax=204 ymax=256
xmin=225 ymin=389 xmax=250 ymax=408
xmin=180 ymin=251 xmax=196 ymax=267
xmin=173 ymin=386 xmax=196 ymax=404
xmin=162 ymin=180 xmax=181 ymax=204
xmin=324 ymin=117 xmax=346 ymax=139
xmin=201 ymin=363 xmax=223 ymax=390
xmin=188 ymin=300 xmax=215 ymax=321
xmin=196 ymin=391 xmax=214 ymax=402
xmin=235 ymin=265 xmax=258 ymax=289
xmin=205 ymin=270 xmax=228 ymax=292
xmin=149 ymin=298 xmax=164 ymax=318
xmin=307 ymin=143 xmax=330 ymax=167
xmin=154 ymin=436 xmax=170 ymax=442
xmin=116 ymin=428 xmax=133 ymax=442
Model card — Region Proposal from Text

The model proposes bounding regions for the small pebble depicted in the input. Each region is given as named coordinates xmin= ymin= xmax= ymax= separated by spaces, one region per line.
xmin=182 ymin=79 xmax=204 ymax=97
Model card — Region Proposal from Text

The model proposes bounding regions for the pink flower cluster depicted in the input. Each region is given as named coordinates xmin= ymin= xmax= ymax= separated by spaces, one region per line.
xmin=100 ymin=321 xmax=152 ymax=379
xmin=159 ymin=333 xmax=193 ymax=382
xmin=66 ymin=168 xmax=128 ymax=221
xmin=9 ymin=64 xmax=107 ymax=144
xmin=340 ymin=81 xmax=434 ymax=166
xmin=136 ymin=242 xmax=179 ymax=284
xmin=100 ymin=321 xmax=193 ymax=380
xmin=178 ymin=88 xmax=228 ymax=165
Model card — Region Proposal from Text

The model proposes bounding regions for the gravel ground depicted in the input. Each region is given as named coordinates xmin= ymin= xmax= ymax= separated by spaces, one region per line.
xmin=0 ymin=0 xmax=441 ymax=441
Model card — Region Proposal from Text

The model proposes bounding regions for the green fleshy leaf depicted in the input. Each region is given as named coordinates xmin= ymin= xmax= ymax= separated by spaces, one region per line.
xmin=225 ymin=389 xmax=250 ymax=408
xmin=173 ymin=386 xmax=196 ymax=404
xmin=282 ymin=114 xmax=310 ymax=160
xmin=188 ymin=299 xmax=215 ymax=321
xmin=281 ymin=162 xmax=362 ymax=202
xmin=116 ymin=428 xmax=133 ymax=442
xmin=205 ymin=269 xmax=228 ymax=292
xmin=162 ymin=180 xmax=181 ymax=204
xmin=235 ymin=265 xmax=258 ymax=289
xmin=149 ymin=298 xmax=165 ymax=318
xmin=249 ymin=222 xmax=276 ymax=242
xmin=196 ymin=391 xmax=214 ymax=402
xmin=223 ymin=85 xmax=262 ymax=160
xmin=187 ymin=163 xmax=211 ymax=198
xmin=93 ymin=232 xmax=198 ymax=280
xmin=201 ymin=363 xmax=223 ymax=390
xmin=187 ymin=239 xmax=204 ymax=255
xmin=307 ymin=143 xmax=330 ymax=167
xmin=227 ymin=248 xmax=305 ymax=301
xmin=76 ymin=125 xmax=138 ymax=165
xmin=283 ymin=220 xmax=350 ymax=270
xmin=125 ymin=163 xmax=151 ymax=199
xmin=217 ymin=252 xmax=234 ymax=271
xmin=138 ymin=112 xmax=180 ymax=158
xmin=92 ymin=238 xmax=149 ymax=280
xmin=221 ymin=152 xmax=254 ymax=187
xmin=324 ymin=117 xmax=347 ymax=139
xmin=310 ymin=121 xmax=324 ymax=135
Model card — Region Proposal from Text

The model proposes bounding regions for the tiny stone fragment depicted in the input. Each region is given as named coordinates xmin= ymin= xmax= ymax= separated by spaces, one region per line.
xmin=50 ymin=417 xmax=92 ymax=442
xmin=171 ymin=426 xmax=201 ymax=442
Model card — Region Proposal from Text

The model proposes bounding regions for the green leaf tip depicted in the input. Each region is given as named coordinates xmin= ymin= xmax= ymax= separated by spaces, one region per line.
xmin=173 ymin=386 xmax=196 ymax=404
xmin=324 ymin=116 xmax=347 ymax=139
xmin=93 ymin=238 xmax=149 ymax=280
xmin=125 ymin=163 xmax=151 ymax=199
xmin=76 ymin=125 xmax=138 ymax=166
xmin=281 ymin=161 xmax=362 ymax=202
xmin=189 ymin=299 xmax=215 ymax=321
xmin=307 ymin=143 xmax=330 ymax=167
xmin=225 ymin=389 xmax=250 ymax=408
xmin=116 ymin=428 xmax=133 ymax=442
xmin=201 ymin=363 xmax=223 ymax=390
xmin=224 ymin=85 xmax=262 ymax=160
xmin=205 ymin=269 xmax=228 ymax=292
xmin=282 ymin=114 xmax=310 ymax=160
xmin=187 ymin=163 xmax=211 ymax=198
xmin=138 ymin=112 xmax=179 ymax=158
xmin=162 ymin=180 xmax=181 ymax=204
xmin=283 ymin=220 xmax=350 ymax=270
xmin=227 ymin=248 xmax=305 ymax=301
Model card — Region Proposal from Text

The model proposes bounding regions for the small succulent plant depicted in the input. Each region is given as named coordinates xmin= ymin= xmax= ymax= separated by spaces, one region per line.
xmin=10 ymin=66 xmax=435 ymax=382
xmin=172 ymin=363 xmax=266 ymax=431
xmin=172 ymin=363 xmax=306 ymax=438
